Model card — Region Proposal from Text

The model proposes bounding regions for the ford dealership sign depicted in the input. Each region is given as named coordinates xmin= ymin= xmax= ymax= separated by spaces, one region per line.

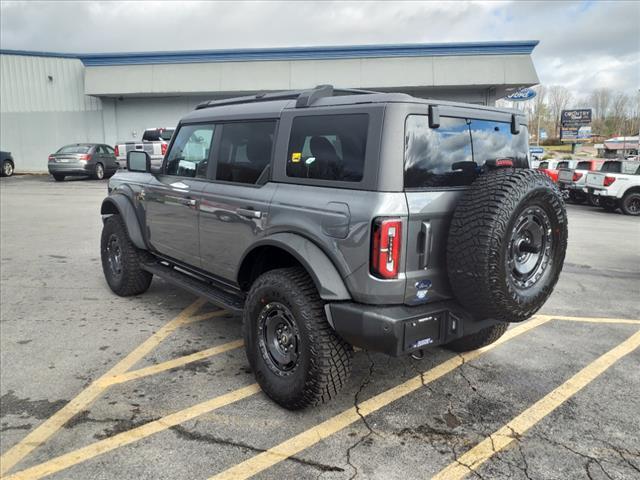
xmin=506 ymin=88 xmax=536 ymax=101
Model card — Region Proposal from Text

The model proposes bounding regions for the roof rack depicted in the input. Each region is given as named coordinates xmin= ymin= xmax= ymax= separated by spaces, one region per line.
xmin=195 ymin=84 xmax=380 ymax=110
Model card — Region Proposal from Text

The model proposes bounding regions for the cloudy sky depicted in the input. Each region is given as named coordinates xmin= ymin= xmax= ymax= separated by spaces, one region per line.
xmin=1 ymin=0 xmax=638 ymax=96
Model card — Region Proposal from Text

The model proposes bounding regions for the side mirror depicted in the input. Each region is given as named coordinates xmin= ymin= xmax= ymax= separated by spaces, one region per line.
xmin=428 ymin=105 xmax=440 ymax=129
xmin=127 ymin=151 xmax=150 ymax=173
xmin=511 ymin=114 xmax=520 ymax=134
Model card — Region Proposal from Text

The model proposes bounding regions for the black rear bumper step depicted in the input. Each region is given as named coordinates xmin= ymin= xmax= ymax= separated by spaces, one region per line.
xmin=142 ymin=262 xmax=245 ymax=312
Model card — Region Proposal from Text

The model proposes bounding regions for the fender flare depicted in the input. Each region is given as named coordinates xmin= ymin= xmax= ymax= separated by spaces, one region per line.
xmin=241 ymin=233 xmax=351 ymax=301
xmin=100 ymin=195 xmax=146 ymax=250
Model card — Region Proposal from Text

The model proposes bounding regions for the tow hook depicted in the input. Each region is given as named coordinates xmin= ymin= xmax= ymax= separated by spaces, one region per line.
xmin=410 ymin=349 xmax=425 ymax=360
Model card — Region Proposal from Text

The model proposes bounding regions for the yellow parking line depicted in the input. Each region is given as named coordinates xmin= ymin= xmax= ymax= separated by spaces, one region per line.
xmin=552 ymin=315 xmax=640 ymax=325
xmin=184 ymin=309 xmax=231 ymax=324
xmin=208 ymin=315 xmax=552 ymax=480
xmin=4 ymin=385 xmax=260 ymax=480
xmin=0 ymin=298 xmax=207 ymax=476
xmin=97 ymin=339 xmax=244 ymax=387
xmin=432 ymin=329 xmax=640 ymax=480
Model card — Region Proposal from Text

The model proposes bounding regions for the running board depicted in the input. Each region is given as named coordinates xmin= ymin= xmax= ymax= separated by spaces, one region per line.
xmin=142 ymin=262 xmax=245 ymax=312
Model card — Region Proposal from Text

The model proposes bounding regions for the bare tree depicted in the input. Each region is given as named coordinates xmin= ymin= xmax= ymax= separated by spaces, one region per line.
xmin=548 ymin=86 xmax=573 ymax=137
xmin=590 ymin=88 xmax=612 ymax=120
xmin=609 ymin=92 xmax=630 ymax=135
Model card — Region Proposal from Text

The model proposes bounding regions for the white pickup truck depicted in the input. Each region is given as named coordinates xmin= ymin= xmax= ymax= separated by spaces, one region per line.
xmin=115 ymin=127 xmax=175 ymax=169
xmin=585 ymin=160 xmax=640 ymax=215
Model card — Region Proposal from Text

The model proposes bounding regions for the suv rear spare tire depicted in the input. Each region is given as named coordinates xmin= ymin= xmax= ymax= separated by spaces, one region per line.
xmin=447 ymin=169 xmax=567 ymax=323
xmin=243 ymin=267 xmax=353 ymax=410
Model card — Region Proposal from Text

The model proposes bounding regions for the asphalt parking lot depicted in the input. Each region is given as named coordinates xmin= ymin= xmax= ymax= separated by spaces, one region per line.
xmin=1 ymin=175 xmax=639 ymax=480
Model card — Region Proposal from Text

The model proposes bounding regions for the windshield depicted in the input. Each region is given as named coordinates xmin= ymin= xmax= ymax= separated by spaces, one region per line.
xmin=57 ymin=145 xmax=91 ymax=154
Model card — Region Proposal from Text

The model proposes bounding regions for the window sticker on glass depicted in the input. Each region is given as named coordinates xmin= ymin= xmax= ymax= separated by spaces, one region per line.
xmin=291 ymin=152 xmax=301 ymax=163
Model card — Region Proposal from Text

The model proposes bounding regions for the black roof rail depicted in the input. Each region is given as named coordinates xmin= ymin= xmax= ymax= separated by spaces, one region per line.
xmin=195 ymin=85 xmax=381 ymax=110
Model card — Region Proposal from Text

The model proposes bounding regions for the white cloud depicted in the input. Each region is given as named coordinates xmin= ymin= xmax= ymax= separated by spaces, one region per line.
xmin=1 ymin=0 xmax=638 ymax=95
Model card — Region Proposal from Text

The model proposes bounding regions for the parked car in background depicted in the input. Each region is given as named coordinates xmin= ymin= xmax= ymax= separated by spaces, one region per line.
xmin=48 ymin=143 xmax=119 ymax=181
xmin=0 ymin=151 xmax=15 ymax=177
xmin=557 ymin=159 xmax=604 ymax=203
xmin=586 ymin=160 xmax=640 ymax=215
xmin=114 ymin=128 xmax=174 ymax=169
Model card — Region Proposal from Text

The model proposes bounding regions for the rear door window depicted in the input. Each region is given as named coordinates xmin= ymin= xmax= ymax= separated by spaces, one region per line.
xmin=405 ymin=116 xmax=473 ymax=188
xmin=405 ymin=115 xmax=529 ymax=189
xmin=468 ymin=119 xmax=528 ymax=167
xmin=215 ymin=121 xmax=276 ymax=185
xmin=557 ymin=161 xmax=570 ymax=169
xmin=287 ymin=114 xmax=368 ymax=182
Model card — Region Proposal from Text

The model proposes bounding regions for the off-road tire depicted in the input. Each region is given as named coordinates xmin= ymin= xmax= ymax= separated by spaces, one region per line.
xmin=100 ymin=215 xmax=152 ymax=296
xmin=447 ymin=169 xmax=568 ymax=323
xmin=53 ymin=174 xmax=65 ymax=182
xmin=446 ymin=323 xmax=509 ymax=352
xmin=243 ymin=267 xmax=352 ymax=410
xmin=620 ymin=191 xmax=640 ymax=216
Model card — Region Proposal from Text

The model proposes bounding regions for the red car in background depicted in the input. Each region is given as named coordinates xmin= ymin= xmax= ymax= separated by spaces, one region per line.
xmin=537 ymin=160 xmax=577 ymax=182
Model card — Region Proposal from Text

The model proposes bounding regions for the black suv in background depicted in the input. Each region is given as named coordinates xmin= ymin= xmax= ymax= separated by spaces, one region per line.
xmin=100 ymin=86 xmax=568 ymax=409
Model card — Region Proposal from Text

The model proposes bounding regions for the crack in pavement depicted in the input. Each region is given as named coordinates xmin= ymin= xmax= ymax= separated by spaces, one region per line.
xmin=170 ymin=423 xmax=344 ymax=474
xmin=534 ymin=433 xmax=614 ymax=480
xmin=344 ymin=352 xmax=377 ymax=480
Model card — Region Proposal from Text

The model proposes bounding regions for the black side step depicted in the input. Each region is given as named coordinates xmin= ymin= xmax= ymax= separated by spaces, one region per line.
xmin=142 ymin=262 xmax=245 ymax=312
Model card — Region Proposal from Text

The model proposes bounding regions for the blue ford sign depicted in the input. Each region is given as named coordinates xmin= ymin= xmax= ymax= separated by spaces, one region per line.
xmin=506 ymin=88 xmax=536 ymax=101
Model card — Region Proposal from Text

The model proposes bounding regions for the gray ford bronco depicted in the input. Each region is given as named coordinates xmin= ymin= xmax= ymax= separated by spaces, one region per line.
xmin=100 ymin=85 xmax=568 ymax=409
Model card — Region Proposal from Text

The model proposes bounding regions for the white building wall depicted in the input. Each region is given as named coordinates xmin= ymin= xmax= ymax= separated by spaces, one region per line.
xmin=0 ymin=54 xmax=104 ymax=172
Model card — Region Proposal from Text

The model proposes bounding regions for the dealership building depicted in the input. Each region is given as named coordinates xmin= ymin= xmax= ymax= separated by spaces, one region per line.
xmin=0 ymin=41 xmax=540 ymax=172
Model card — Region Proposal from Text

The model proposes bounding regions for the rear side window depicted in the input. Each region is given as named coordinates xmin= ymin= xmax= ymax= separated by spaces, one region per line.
xmin=287 ymin=114 xmax=368 ymax=182
xmin=404 ymin=115 xmax=529 ymax=189
xmin=557 ymin=161 xmax=570 ymax=169
xmin=538 ymin=161 xmax=549 ymax=169
xmin=165 ymin=124 xmax=215 ymax=178
xmin=57 ymin=145 xmax=91 ymax=154
xmin=216 ymin=121 xmax=276 ymax=185
xmin=622 ymin=162 xmax=640 ymax=174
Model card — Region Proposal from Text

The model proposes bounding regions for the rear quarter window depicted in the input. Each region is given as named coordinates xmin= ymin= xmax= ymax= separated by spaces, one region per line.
xmin=286 ymin=114 xmax=368 ymax=182
xmin=601 ymin=162 xmax=622 ymax=173
xmin=576 ymin=161 xmax=591 ymax=170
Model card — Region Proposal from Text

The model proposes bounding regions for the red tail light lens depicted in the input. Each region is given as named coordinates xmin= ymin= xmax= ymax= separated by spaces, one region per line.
xmin=495 ymin=158 xmax=514 ymax=167
xmin=572 ymin=172 xmax=583 ymax=182
xmin=604 ymin=176 xmax=616 ymax=187
xmin=161 ymin=143 xmax=168 ymax=156
xmin=114 ymin=145 xmax=119 ymax=157
xmin=78 ymin=154 xmax=92 ymax=161
xmin=48 ymin=155 xmax=55 ymax=162
xmin=371 ymin=218 xmax=402 ymax=279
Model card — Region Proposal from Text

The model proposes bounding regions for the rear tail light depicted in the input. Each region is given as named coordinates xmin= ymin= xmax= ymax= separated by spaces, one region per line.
xmin=604 ymin=176 xmax=616 ymax=187
xmin=572 ymin=172 xmax=583 ymax=182
xmin=371 ymin=217 xmax=402 ymax=279
xmin=114 ymin=145 xmax=119 ymax=157
xmin=161 ymin=143 xmax=168 ymax=156
xmin=78 ymin=154 xmax=92 ymax=162
xmin=48 ymin=155 xmax=55 ymax=162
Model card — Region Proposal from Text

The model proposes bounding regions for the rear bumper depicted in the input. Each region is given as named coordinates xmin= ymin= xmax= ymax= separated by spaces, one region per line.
xmin=48 ymin=164 xmax=93 ymax=175
xmin=327 ymin=300 xmax=502 ymax=356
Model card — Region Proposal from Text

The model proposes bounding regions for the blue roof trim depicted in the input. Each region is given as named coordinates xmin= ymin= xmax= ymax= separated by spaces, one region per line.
xmin=0 ymin=49 xmax=79 ymax=59
xmin=1 ymin=41 xmax=539 ymax=66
